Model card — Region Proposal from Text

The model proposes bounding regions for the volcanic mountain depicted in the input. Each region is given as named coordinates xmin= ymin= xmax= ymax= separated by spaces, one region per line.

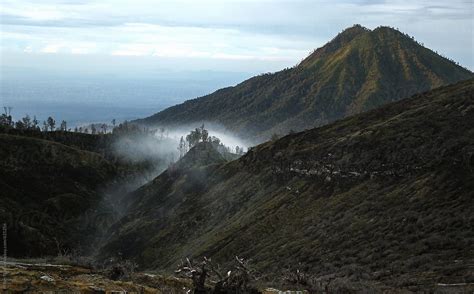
xmin=137 ymin=25 xmax=473 ymax=142
xmin=101 ymin=79 xmax=474 ymax=291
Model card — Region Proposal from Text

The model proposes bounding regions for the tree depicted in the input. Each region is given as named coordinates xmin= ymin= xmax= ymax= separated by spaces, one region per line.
xmin=60 ymin=120 xmax=67 ymax=131
xmin=1 ymin=107 xmax=13 ymax=127
xmin=47 ymin=116 xmax=56 ymax=131
xmin=32 ymin=116 xmax=39 ymax=130
xmin=15 ymin=120 xmax=26 ymax=130
xmin=176 ymin=258 xmax=208 ymax=294
xmin=185 ymin=133 xmax=193 ymax=148
xmin=235 ymin=146 xmax=245 ymax=155
xmin=194 ymin=127 xmax=202 ymax=143
xmin=159 ymin=127 xmax=165 ymax=139
xmin=111 ymin=119 xmax=116 ymax=128
xmin=101 ymin=124 xmax=107 ymax=134
xmin=22 ymin=115 xmax=32 ymax=129
xmin=202 ymin=128 xmax=209 ymax=142
xmin=42 ymin=121 xmax=49 ymax=132
xmin=0 ymin=114 xmax=11 ymax=127
xmin=184 ymin=125 xmax=211 ymax=146
xmin=91 ymin=125 xmax=97 ymax=135
xmin=178 ymin=136 xmax=186 ymax=158
xmin=176 ymin=256 xmax=259 ymax=294
xmin=186 ymin=128 xmax=202 ymax=148
xmin=209 ymin=136 xmax=221 ymax=148
xmin=3 ymin=106 xmax=12 ymax=117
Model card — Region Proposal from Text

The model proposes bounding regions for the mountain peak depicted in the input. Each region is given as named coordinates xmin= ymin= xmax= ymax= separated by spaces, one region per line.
xmin=329 ymin=24 xmax=371 ymax=43
xmin=373 ymin=25 xmax=402 ymax=33
xmin=300 ymin=24 xmax=370 ymax=62
xmin=329 ymin=24 xmax=371 ymax=47
xmin=340 ymin=24 xmax=370 ymax=35
xmin=371 ymin=25 xmax=410 ymax=40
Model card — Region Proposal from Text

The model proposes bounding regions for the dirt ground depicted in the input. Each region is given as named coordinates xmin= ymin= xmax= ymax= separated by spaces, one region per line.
xmin=1 ymin=261 xmax=190 ymax=293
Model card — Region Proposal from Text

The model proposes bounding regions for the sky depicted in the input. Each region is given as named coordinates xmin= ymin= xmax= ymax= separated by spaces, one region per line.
xmin=1 ymin=0 xmax=473 ymax=74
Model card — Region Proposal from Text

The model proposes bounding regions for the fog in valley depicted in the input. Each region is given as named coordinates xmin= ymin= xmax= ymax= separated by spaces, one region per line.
xmin=88 ymin=122 xmax=251 ymax=251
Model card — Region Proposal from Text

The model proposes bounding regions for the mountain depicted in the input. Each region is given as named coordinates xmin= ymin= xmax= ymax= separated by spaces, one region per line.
xmin=101 ymin=79 xmax=474 ymax=291
xmin=137 ymin=25 xmax=473 ymax=142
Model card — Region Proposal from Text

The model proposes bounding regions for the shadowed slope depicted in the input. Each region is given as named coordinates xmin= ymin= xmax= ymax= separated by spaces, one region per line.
xmin=103 ymin=79 xmax=474 ymax=290
xmin=0 ymin=134 xmax=119 ymax=256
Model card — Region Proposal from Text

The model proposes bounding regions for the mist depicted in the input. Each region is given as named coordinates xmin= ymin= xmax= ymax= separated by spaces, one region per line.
xmin=85 ymin=122 xmax=251 ymax=256
xmin=102 ymin=122 xmax=251 ymax=214
xmin=165 ymin=123 xmax=252 ymax=151
xmin=113 ymin=122 xmax=252 ymax=168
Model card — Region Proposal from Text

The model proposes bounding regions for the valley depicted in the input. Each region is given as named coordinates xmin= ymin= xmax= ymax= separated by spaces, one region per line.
xmin=1 ymin=24 xmax=473 ymax=293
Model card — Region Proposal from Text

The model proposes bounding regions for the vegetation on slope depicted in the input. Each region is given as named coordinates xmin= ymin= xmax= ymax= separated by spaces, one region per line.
xmin=138 ymin=25 xmax=473 ymax=142
xmin=0 ymin=133 xmax=119 ymax=257
xmin=102 ymin=79 xmax=474 ymax=291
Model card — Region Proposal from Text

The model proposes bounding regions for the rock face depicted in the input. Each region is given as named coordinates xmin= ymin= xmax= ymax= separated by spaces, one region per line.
xmin=137 ymin=25 xmax=473 ymax=142
xmin=102 ymin=79 xmax=474 ymax=290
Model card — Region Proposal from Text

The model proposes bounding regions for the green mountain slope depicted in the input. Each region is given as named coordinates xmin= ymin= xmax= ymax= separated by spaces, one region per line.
xmin=138 ymin=25 xmax=473 ymax=142
xmin=102 ymin=79 xmax=474 ymax=290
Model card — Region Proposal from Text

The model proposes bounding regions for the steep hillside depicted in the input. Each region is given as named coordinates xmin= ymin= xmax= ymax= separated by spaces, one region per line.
xmin=102 ymin=79 xmax=474 ymax=291
xmin=0 ymin=134 xmax=119 ymax=257
xmin=138 ymin=25 xmax=473 ymax=142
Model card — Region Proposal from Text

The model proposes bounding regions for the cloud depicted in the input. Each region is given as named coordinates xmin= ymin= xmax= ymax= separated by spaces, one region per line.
xmin=23 ymin=46 xmax=33 ymax=53
xmin=41 ymin=44 xmax=62 ymax=53
xmin=2 ymin=19 xmax=314 ymax=62
xmin=71 ymin=43 xmax=97 ymax=54
xmin=35 ymin=41 xmax=96 ymax=54
xmin=0 ymin=0 xmax=472 ymax=70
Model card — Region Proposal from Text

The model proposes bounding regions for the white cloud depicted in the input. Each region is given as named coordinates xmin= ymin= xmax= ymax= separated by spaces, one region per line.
xmin=36 ymin=41 xmax=97 ymax=54
xmin=0 ymin=0 xmax=472 ymax=70
xmin=23 ymin=46 xmax=33 ymax=53
xmin=1 ymin=4 xmax=65 ymax=21
xmin=111 ymin=44 xmax=152 ymax=56
xmin=70 ymin=43 xmax=97 ymax=55
xmin=41 ymin=43 xmax=62 ymax=53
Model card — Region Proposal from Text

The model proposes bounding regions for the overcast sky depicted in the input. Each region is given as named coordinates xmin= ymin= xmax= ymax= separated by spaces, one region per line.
xmin=1 ymin=0 xmax=473 ymax=74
